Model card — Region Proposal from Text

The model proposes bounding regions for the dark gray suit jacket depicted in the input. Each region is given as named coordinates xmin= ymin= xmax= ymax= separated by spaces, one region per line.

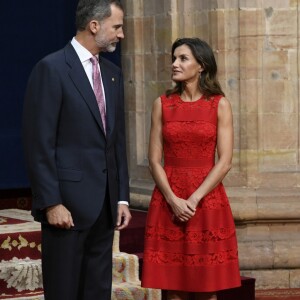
xmin=22 ymin=42 xmax=129 ymax=229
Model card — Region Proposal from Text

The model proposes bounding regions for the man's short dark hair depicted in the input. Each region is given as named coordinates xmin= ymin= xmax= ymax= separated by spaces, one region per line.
xmin=76 ymin=0 xmax=123 ymax=31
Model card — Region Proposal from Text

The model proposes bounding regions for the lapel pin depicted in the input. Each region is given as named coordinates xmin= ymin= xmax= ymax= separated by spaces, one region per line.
xmin=112 ymin=77 xmax=115 ymax=82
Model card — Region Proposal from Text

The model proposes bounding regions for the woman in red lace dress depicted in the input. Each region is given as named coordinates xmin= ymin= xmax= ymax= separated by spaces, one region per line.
xmin=141 ymin=38 xmax=241 ymax=300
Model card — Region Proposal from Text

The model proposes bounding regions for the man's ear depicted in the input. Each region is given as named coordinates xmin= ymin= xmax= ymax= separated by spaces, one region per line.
xmin=89 ymin=20 xmax=99 ymax=34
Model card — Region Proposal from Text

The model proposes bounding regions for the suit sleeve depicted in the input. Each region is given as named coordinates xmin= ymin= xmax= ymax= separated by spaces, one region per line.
xmin=22 ymin=59 xmax=63 ymax=220
xmin=115 ymin=71 xmax=130 ymax=203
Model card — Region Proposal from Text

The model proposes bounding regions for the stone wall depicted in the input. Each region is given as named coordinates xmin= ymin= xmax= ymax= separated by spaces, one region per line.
xmin=122 ymin=0 xmax=300 ymax=290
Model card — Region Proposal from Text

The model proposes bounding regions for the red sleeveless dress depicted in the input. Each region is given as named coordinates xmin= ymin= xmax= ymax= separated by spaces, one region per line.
xmin=141 ymin=94 xmax=241 ymax=292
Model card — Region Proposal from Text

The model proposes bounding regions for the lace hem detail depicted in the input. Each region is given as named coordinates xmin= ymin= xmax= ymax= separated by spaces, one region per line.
xmin=144 ymin=249 xmax=238 ymax=266
xmin=145 ymin=225 xmax=236 ymax=243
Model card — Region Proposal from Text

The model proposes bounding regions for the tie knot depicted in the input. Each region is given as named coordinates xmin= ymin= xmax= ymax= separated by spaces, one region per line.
xmin=90 ymin=56 xmax=98 ymax=65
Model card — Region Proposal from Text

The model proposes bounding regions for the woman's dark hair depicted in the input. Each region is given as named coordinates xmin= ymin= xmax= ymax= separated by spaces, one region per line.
xmin=166 ymin=38 xmax=225 ymax=98
xmin=76 ymin=0 xmax=123 ymax=31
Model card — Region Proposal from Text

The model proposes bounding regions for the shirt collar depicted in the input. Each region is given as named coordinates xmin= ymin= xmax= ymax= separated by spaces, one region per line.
xmin=71 ymin=37 xmax=99 ymax=63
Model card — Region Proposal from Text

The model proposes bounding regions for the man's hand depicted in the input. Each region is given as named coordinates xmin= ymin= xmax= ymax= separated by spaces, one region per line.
xmin=115 ymin=204 xmax=132 ymax=230
xmin=46 ymin=204 xmax=74 ymax=229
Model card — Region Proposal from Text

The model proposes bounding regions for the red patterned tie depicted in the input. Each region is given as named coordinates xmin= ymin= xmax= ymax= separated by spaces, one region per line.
xmin=90 ymin=56 xmax=106 ymax=134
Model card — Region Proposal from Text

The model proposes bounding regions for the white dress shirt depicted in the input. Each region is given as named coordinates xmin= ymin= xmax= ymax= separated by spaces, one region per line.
xmin=71 ymin=37 xmax=106 ymax=108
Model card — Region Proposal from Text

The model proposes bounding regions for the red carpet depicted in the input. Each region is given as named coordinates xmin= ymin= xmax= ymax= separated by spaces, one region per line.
xmin=0 ymin=209 xmax=43 ymax=299
xmin=0 ymin=198 xmax=31 ymax=210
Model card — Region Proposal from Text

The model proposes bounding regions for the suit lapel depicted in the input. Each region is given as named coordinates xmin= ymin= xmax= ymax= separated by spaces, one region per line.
xmin=100 ymin=59 xmax=116 ymax=139
xmin=64 ymin=43 xmax=106 ymax=136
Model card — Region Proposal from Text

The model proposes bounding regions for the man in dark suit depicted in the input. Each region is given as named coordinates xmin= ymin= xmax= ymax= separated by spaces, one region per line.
xmin=22 ymin=1 xmax=131 ymax=299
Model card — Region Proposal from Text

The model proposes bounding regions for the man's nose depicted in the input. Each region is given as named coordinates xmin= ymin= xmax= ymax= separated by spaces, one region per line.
xmin=118 ymin=29 xmax=124 ymax=39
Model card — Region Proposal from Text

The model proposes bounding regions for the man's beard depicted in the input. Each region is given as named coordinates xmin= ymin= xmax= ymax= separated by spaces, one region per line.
xmin=105 ymin=43 xmax=117 ymax=52
xmin=95 ymin=34 xmax=117 ymax=52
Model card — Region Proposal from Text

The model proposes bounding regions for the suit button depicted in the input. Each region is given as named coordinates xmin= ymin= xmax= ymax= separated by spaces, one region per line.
xmin=102 ymin=169 xmax=107 ymax=173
